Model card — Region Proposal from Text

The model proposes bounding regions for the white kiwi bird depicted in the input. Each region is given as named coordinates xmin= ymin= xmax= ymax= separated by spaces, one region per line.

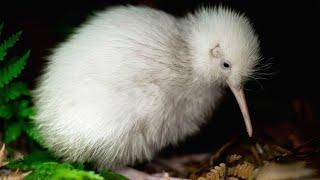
xmin=33 ymin=5 xmax=260 ymax=170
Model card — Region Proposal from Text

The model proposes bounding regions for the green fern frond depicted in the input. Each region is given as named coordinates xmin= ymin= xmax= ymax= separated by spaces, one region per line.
xmin=8 ymin=151 xmax=128 ymax=180
xmin=4 ymin=122 xmax=23 ymax=143
xmin=0 ymin=50 xmax=30 ymax=88
xmin=9 ymin=158 xmax=105 ymax=180
xmin=0 ymin=81 xmax=29 ymax=102
xmin=0 ymin=23 xmax=4 ymax=36
xmin=0 ymin=103 xmax=13 ymax=119
xmin=0 ymin=30 xmax=22 ymax=61
xmin=48 ymin=163 xmax=104 ymax=180
xmin=14 ymin=99 xmax=33 ymax=118
xmin=1 ymin=99 xmax=32 ymax=118
xmin=7 ymin=150 xmax=56 ymax=170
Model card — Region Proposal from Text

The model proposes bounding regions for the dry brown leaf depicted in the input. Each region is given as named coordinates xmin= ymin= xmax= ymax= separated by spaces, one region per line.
xmin=0 ymin=144 xmax=8 ymax=168
xmin=228 ymin=154 xmax=242 ymax=163
xmin=0 ymin=169 xmax=31 ymax=180
xmin=228 ymin=161 xmax=255 ymax=179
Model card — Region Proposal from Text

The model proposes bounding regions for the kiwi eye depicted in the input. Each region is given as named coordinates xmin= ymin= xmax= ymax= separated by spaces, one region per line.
xmin=221 ymin=60 xmax=231 ymax=71
xmin=223 ymin=62 xmax=230 ymax=68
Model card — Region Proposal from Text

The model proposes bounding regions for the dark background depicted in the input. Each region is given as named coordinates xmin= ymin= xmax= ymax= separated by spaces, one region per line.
xmin=1 ymin=0 xmax=319 ymax=154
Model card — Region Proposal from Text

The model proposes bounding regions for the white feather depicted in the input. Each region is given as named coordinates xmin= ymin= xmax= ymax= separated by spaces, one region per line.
xmin=33 ymin=5 xmax=260 ymax=170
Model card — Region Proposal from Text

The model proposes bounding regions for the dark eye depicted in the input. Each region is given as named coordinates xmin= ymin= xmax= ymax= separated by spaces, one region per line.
xmin=220 ymin=60 xmax=232 ymax=71
xmin=223 ymin=62 xmax=230 ymax=68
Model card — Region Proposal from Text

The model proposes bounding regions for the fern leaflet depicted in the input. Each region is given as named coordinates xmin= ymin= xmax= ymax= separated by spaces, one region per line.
xmin=0 ymin=50 xmax=30 ymax=88
xmin=0 ymin=81 xmax=29 ymax=102
xmin=0 ymin=31 xmax=22 ymax=61
xmin=4 ymin=122 xmax=23 ymax=143
xmin=0 ymin=103 xmax=13 ymax=119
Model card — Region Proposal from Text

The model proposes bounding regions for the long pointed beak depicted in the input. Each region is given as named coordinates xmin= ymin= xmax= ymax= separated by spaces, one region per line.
xmin=228 ymin=82 xmax=253 ymax=137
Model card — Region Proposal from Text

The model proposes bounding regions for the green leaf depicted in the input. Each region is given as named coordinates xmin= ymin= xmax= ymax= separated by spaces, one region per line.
xmin=8 ymin=151 xmax=127 ymax=180
xmin=7 ymin=150 xmax=56 ymax=170
xmin=4 ymin=122 xmax=23 ymax=143
xmin=0 ymin=103 xmax=13 ymax=119
xmin=0 ymin=31 xmax=22 ymax=61
xmin=0 ymin=81 xmax=30 ymax=102
xmin=9 ymin=160 xmax=104 ymax=180
xmin=0 ymin=99 xmax=33 ymax=120
xmin=16 ymin=100 xmax=34 ymax=118
xmin=29 ymin=162 xmax=70 ymax=179
xmin=27 ymin=162 xmax=104 ymax=180
xmin=0 ymin=50 xmax=30 ymax=88
xmin=51 ymin=165 xmax=104 ymax=180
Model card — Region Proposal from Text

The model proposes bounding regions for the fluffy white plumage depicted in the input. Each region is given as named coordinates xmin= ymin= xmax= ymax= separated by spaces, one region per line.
xmin=33 ymin=5 xmax=260 ymax=170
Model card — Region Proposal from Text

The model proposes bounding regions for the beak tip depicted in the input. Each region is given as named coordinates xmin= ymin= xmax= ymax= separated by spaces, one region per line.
xmin=246 ymin=122 xmax=253 ymax=137
xmin=229 ymin=85 xmax=253 ymax=138
xmin=246 ymin=124 xmax=253 ymax=137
